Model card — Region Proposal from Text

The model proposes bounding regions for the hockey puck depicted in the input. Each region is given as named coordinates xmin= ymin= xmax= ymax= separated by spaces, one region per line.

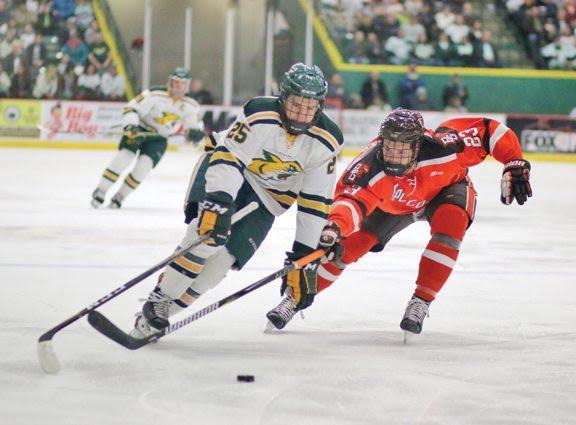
xmin=237 ymin=375 xmax=255 ymax=382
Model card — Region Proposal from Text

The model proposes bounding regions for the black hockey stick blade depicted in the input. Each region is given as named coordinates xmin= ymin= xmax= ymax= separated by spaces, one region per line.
xmin=87 ymin=311 xmax=162 ymax=350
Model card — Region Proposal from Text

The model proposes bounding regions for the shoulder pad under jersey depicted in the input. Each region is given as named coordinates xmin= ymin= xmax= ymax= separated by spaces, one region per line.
xmin=418 ymin=128 xmax=464 ymax=161
xmin=306 ymin=112 xmax=344 ymax=153
xmin=341 ymin=144 xmax=382 ymax=188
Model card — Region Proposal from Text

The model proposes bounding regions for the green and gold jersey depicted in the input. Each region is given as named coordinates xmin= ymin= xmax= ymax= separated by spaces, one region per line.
xmin=205 ymin=96 xmax=344 ymax=250
xmin=121 ymin=87 xmax=203 ymax=138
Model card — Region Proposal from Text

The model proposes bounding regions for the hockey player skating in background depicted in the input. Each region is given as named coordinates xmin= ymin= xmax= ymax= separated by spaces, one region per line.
xmin=90 ymin=68 xmax=205 ymax=209
xmin=266 ymin=108 xmax=533 ymax=335
xmin=130 ymin=63 xmax=343 ymax=338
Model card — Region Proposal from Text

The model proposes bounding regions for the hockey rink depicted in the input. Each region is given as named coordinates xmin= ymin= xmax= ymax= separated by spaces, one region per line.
xmin=1 ymin=147 xmax=575 ymax=425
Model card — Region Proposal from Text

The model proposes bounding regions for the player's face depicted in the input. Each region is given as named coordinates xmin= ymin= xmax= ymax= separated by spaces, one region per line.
xmin=284 ymin=95 xmax=319 ymax=125
xmin=381 ymin=139 xmax=418 ymax=167
xmin=169 ymin=78 xmax=189 ymax=98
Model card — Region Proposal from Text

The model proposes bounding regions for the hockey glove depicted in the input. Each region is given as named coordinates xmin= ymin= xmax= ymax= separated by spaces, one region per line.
xmin=185 ymin=128 xmax=205 ymax=143
xmin=198 ymin=192 xmax=236 ymax=246
xmin=500 ymin=159 xmax=532 ymax=205
xmin=281 ymin=252 xmax=319 ymax=311
xmin=318 ymin=221 xmax=344 ymax=263
xmin=123 ymin=124 xmax=140 ymax=141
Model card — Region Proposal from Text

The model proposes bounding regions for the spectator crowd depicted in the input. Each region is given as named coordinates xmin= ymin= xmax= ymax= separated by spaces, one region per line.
xmin=320 ymin=0 xmax=576 ymax=69
xmin=0 ymin=0 xmax=126 ymax=100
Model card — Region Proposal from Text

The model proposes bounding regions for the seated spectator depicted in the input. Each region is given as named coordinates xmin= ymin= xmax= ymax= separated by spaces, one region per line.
xmin=11 ymin=2 xmax=37 ymax=30
xmin=541 ymin=36 xmax=576 ymax=69
xmin=474 ymin=30 xmax=501 ymax=67
xmin=410 ymin=86 xmax=436 ymax=111
xmin=88 ymin=32 xmax=112 ymax=72
xmin=435 ymin=4 xmax=456 ymax=32
xmin=52 ymin=0 xmax=76 ymax=23
xmin=190 ymin=78 xmax=214 ymax=104
xmin=412 ymin=33 xmax=435 ymax=65
xmin=360 ymin=70 xmax=388 ymax=108
xmin=0 ymin=62 xmax=10 ymax=97
xmin=347 ymin=92 xmax=364 ymax=109
xmin=100 ymin=64 xmax=125 ymax=100
xmin=0 ymin=1 xmax=9 ymax=29
xmin=401 ymin=14 xmax=426 ymax=44
xmin=348 ymin=30 xmax=370 ymax=64
xmin=434 ymin=32 xmax=457 ymax=66
xmin=366 ymin=31 xmax=383 ymax=63
xmin=19 ymin=24 xmax=36 ymax=50
xmin=366 ymin=94 xmax=392 ymax=112
xmin=453 ymin=35 xmax=475 ymax=66
xmin=35 ymin=2 xmax=55 ymax=36
xmin=399 ymin=64 xmax=426 ymax=108
xmin=404 ymin=0 xmax=425 ymax=16
xmin=374 ymin=13 xmax=400 ymax=41
xmin=0 ymin=27 xmax=16 ymax=60
xmin=77 ymin=63 xmax=100 ymax=99
xmin=33 ymin=63 xmax=59 ymax=98
xmin=75 ymin=0 xmax=94 ymax=31
xmin=83 ymin=19 xmax=100 ymax=45
xmin=58 ymin=62 xmax=77 ymax=99
xmin=445 ymin=14 xmax=470 ymax=43
xmin=62 ymin=30 xmax=89 ymax=67
xmin=58 ymin=16 xmax=79 ymax=46
xmin=461 ymin=1 xmax=480 ymax=26
xmin=444 ymin=94 xmax=468 ymax=113
xmin=1 ymin=16 xmax=17 ymax=37
xmin=10 ymin=63 xmax=31 ymax=97
xmin=326 ymin=72 xmax=348 ymax=106
xmin=442 ymin=73 xmax=469 ymax=108
xmin=385 ymin=28 xmax=412 ymax=65
xmin=3 ymin=40 xmax=24 ymax=77
xmin=25 ymin=33 xmax=46 ymax=69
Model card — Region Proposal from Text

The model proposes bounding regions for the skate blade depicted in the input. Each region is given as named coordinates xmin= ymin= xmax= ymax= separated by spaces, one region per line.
xmin=263 ymin=321 xmax=277 ymax=334
xmin=403 ymin=331 xmax=413 ymax=345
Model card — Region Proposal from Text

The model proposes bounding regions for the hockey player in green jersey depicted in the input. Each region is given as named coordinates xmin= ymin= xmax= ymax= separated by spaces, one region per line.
xmin=130 ymin=63 xmax=343 ymax=338
xmin=90 ymin=68 xmax=205 ymax=209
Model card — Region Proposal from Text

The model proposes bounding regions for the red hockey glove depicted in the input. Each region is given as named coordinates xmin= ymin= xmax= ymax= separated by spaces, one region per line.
xmin=318 ymin=221 xmax=344 ymax=263
xmin=500 ymin=159 xmax=532 ymax=205
xmin=281 ymin=252 xmax=319 ymax=311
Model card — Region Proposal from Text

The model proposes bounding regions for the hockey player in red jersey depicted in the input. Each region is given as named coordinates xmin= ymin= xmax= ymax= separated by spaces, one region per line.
xmin=266 ymin=108 xmax=532 ymax=335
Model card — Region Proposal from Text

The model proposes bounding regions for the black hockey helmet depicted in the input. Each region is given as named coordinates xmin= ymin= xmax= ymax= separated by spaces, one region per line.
xmin=279 ymin=63 xmax=328 ymax=135
xmin=377 ymin=108 xmax=424 ymax=176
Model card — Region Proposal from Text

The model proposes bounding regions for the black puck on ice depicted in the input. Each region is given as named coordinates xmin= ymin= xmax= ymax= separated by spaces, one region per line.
xmin=237 ymin=375 xmax=255 ymax=382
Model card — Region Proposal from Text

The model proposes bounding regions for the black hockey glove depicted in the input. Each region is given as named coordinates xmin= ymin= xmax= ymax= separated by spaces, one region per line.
xmin=123 ymin=124 xmax=140 ymax=141
xmin=500 ymin=159 xmax=532 ymax=205
xmin=318 ymin=221 xmax=344 ymax=264
xmin=281 ymin=252 xmax=319 ymax=311
xmin=185 ymin=128 xmax=205 ymax=143
xmin=198 ymin=192 xmax=236 ymax=246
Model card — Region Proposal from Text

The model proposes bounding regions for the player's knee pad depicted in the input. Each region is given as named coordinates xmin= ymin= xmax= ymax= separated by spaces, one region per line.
xmin=130 ymin=155 xmax=154 ymax=181
xmin=187 ymin=248 xmax=235 ymax=295
xmin=430 ymin=204 xmax=468 ymax=242
xmin=109 ymin=149 xmax=136 ymax=172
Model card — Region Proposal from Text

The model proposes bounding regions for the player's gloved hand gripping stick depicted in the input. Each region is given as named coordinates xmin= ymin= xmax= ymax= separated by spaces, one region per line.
xmin=87 ymin=249 xmax=325 ymax=350
xmin=37 ymin=202 xmax=259 ymax=374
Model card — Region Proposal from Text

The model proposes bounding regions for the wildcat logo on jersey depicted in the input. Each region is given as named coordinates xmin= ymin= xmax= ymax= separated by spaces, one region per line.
xmin=247 ymin=150 xmax=303 ymax=181
xmin=344 ymin=162 xmax=370 ymax=184
xmin=153 ymin=112 xmax=180 ymax=126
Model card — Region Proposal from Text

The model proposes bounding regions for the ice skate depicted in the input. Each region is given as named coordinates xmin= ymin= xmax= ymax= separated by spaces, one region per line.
xmin=400 ymin=295 xmax=430 ymax=341
xmin=109 ymin=194 xmax=123 ymax=209
xmin=91 ymin=189 xmax=105 ymax=208
xmin=266 ymin=295 xmax=297 ymax=331
xmin=141 ymin=287 xmax=173 ymax=330
xmin=129 ymin=312 xmax=157 ymax=339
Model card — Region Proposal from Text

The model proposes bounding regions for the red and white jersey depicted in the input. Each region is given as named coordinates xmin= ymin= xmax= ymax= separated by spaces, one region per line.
xmin=330 ymin=117 xmax=524 ymax=237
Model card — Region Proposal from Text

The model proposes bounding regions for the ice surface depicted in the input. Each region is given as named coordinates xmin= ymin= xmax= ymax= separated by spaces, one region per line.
xmin=1 ymin=148 xmax=575 ymax=425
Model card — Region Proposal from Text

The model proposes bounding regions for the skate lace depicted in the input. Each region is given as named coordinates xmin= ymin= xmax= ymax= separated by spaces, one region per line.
xmin=274 ymin=296 xmax=297 ymax=321
xmin=147 ymin=290 xmax=171 ymax=319
xmin=405 ymin=298 xmax=430 ymax=323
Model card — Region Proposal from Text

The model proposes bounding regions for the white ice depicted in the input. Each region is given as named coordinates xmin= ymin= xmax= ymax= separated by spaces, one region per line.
xmin=1 ymin=147 xmax=575 ymax=425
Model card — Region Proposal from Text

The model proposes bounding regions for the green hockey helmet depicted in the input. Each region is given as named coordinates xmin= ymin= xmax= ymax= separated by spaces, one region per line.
xmin=279 ymin=63 xmax=328 ymax=134
xmin=168 ymin=67 xmax=191 ymax=98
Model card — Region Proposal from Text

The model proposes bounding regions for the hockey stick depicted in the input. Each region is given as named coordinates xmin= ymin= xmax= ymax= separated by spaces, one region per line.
xmin=87 ymin=249 xmax=325 ymax=350
xmin=36 ymin=201 xmax=259 ymax=374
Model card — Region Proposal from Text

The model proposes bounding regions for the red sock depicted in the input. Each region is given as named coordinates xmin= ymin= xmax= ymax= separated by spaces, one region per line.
xmin=318 ymin=230 xmax=378 ymax=292
xmin=415 ymin=204 xmax=468 ymax=302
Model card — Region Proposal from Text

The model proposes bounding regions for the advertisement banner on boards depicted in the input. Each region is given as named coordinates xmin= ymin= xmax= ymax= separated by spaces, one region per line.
xmin=508 ymin=115 xmax=576 ymax=153
xmin=39 ymin=101 xmax=125 ymax=142
xmin=0 ymin=99 xmax=41 ymax=134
